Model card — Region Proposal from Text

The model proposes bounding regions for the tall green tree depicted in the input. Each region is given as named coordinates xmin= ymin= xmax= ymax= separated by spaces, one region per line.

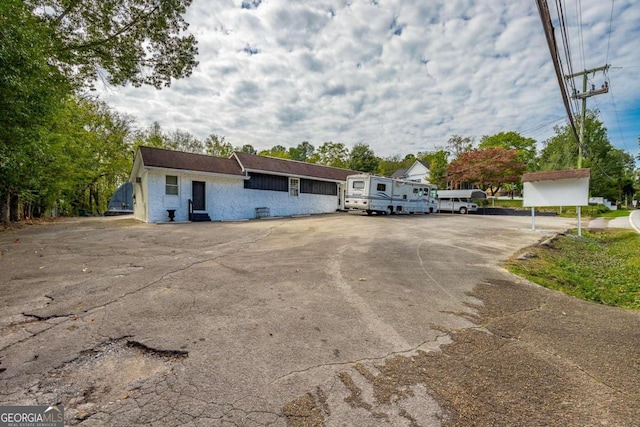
xmin=0 ymin=0 xmax=70 ymax=222
xmin=42 ymin=98 xmax=134 ymax=215
xmin=28 ymin=0 xmax=198 ymax=89
xmin=446 ymin=135 xmax=474 ymax=160
xmin=239 ymin=144 xmax=257 ymax=155
xmin=316 ymin=142 xmax=349 ymax=168
xmin=348 ymin=143 xmax=379 ymax=172
xmin=259 ymin=145 xmax=290 ymax=159
xmin=479 ymin=131 xmax=537 ymax=171
xmin=134 ymin=123 xmax=203 ymax=153
xmin=1 ymin=0 xmax=198 ymax=222
xmin=418 ymin=150 xmax=449 ymax=188
xmin=289 ymin=141 xmax=315 ymax=162
xmin=539 ymin=111 xmax=634 ymax=201
xmin=204 ymin=134 xmax=233 ymax=157
xmin=134 ymin=121 xmax=168 ymax=149
xmin=165 ymin=129 xmax=203 ymax=153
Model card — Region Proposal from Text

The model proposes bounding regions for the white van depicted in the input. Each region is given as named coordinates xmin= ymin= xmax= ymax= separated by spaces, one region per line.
xmin=438 ymin=197 xmax=478 ymax=214
xmin=437 ymin=189 xmax=486 ymax=214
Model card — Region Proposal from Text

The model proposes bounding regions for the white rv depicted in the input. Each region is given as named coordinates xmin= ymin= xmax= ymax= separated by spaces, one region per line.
xmin=345 ymin=174 xmax=439 ymax=215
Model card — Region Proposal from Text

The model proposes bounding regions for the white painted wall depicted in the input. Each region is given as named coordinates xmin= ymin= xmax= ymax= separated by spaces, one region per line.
xmin=238 ymin=188 xmax=338 ymax=219
xmin=142 ymin=169 xmax=340 ymax=222
xmin=405 ymin=161 xmax=430 ymax=183
xmin=132 ymin=171 xmax=148 ymax=222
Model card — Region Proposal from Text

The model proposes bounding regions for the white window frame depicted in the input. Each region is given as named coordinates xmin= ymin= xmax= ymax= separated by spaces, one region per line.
xmin=289 ymin=178 xmax=300 ymax=197
xmin=165 ymin=175 xmax=179 ymax=195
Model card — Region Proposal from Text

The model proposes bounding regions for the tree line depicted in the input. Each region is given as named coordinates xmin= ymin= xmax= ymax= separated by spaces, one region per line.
xmin=1 ymin=0 xmax=197 ymax=223
xmin=1 ymin=92 xmax=637 ymax=223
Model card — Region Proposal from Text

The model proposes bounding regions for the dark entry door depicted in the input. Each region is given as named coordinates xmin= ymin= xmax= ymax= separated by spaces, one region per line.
xmin=192 ymin=181 xmax=205 ymax=210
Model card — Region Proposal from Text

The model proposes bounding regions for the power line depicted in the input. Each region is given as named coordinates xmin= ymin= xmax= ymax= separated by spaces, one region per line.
xmin=576 ymin=0 xmax=586 ymax=70
xmin=535 ymin=0 xmax=580 ymax=143
xmin=554 ymin=0 xmax=580 ymax=116
xmin=605 ymin=74 xmax=630 ymax=153
xmin=520 ymin=117 xmax=567 ymax=136
xmin=605 ymin=0 xmax=616 ymax=65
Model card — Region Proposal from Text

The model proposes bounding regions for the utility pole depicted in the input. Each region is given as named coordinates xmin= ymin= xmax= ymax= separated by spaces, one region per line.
xmin=565 ymin=65 xmax=610 ymax=168
xmin=565 ymin=65 xmax=609 ymax=238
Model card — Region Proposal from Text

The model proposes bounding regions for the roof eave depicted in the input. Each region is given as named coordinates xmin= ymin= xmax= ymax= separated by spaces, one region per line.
xmin=243 ymin=168 xmax=346 ymax=183
xmin=144 ymin=165 xmax=248 ymax=180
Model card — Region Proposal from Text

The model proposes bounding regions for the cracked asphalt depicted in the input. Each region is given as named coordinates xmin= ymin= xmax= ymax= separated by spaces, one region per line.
xmin=1 ymin=213 xmax=638 ymax=426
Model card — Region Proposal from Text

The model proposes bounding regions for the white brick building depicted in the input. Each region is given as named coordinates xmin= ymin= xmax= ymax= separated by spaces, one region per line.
xmin=129 ymin=147 xmax=358 ymax=223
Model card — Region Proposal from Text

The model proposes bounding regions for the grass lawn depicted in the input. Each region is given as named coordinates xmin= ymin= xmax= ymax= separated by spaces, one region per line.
xmin=489 ymin=198 xmax=636 ymax=219
xmin=486 ymin=198 xmax=523 ymax=208
xmin=505 ymin=229 xmax=640 ymax=310
xmin=593 ymin=208 xmax=634 ymax=218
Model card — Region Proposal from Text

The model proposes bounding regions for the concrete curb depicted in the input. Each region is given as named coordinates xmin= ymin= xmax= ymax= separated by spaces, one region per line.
xmin=629 ymin=210 xmax=640 ymax=234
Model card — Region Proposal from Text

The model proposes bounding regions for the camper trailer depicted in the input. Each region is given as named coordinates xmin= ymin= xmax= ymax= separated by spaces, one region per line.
xmin=437 ymin=189 xmax=486 ymax=214
xmin=104 ymin=182 xmax=133 ymax=216
xmin=345 ymin=174 xmax=438 ymax=215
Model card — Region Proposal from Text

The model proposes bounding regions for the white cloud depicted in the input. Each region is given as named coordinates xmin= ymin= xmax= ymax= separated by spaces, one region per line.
xmin=102 ymin=0 xmax=640 ymax=160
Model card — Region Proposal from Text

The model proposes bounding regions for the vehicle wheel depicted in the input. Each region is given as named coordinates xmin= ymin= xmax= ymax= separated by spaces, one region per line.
xmin=366 ymin=210 xmax=373 ymax=216
xmin=459 ymin=207 xmax=467 ymax=214
xmin=429 ymin=207 xmax=434 ymax=214
xmin=387 ymin=207 xmax=393 ymax=215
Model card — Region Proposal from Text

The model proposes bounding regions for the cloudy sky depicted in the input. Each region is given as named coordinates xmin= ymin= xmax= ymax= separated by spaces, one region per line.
xmin=102 ymin=0 xmax=640 ymax=162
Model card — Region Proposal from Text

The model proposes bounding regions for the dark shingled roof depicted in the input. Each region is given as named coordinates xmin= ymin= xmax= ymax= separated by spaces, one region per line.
xmin=391 ymin=168 xmax=408 ymax=179
xmin=416 ymin=159 xmax=431 ymax=169
xmin=138 ymin=146 xmax=244 ymax=176
xmin=522 ymin=168 xmax=591 ymax=183
xmin=234 ymin=151 xmax=360 ymax=181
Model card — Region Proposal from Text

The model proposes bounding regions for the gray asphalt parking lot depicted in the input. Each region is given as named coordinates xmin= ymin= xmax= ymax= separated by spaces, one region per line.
xmin=1 ymin=213 xmax=639 ymax=426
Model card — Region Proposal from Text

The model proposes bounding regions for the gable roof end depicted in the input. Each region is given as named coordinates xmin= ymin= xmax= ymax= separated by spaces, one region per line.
xmin=416 ymin=159 xmax=430 ymax=169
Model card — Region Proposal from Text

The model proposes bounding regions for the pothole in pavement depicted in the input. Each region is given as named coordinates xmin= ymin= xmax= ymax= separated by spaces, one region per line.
xmin=28 ymin=337 xmax=187 ymax=425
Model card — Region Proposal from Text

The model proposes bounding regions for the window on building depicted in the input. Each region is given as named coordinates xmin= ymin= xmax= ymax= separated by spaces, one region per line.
xmin=377 ymin=183 xmax=386 ymax=191
xmin=166 ymin=176 xmax=178 ymax=195
xmin=244 ymin=173 xmax=288 ymax=191
xmin=289 ymin=178 xmax=300 ymax=197
xmin=301 ymin=179 xmax=337 ymax=196
xmin=243 ymin=173 xmax=336 ymax=196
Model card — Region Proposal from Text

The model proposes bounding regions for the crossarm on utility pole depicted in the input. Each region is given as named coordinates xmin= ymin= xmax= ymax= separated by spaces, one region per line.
xmin=564 ymin=64 xmax=610 ymax=168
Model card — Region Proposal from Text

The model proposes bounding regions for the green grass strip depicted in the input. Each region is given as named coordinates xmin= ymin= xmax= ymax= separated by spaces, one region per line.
xmin=506 ymin=229 xmax=640 ymax=310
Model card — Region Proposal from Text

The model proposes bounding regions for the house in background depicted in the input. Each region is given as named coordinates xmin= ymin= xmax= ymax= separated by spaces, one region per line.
xmin=129 ymin=146 xmax=359 ymax=223
xmin=391 ymin=160 xmax=431 ymax=183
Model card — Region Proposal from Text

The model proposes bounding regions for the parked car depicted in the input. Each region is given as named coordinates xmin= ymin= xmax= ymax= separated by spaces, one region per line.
xmin=438 ymin=197 xmax=477 ymax=214
xmin=437 ymin=190 xmax=486 ymax=214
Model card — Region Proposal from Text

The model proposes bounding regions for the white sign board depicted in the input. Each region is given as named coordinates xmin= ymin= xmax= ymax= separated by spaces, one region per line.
xmin=523 ymin=177 xmax=590 ymax=207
